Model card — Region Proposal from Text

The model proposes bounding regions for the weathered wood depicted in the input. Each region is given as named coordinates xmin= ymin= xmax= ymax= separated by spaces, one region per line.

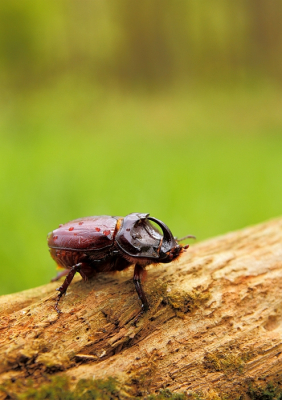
xmin=1 ymin=217 xmax=282 ymax=398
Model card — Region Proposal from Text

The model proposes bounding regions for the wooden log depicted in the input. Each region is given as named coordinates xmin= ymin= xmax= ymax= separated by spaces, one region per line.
xmin=1 ymin=217 xmax=282 ymax=398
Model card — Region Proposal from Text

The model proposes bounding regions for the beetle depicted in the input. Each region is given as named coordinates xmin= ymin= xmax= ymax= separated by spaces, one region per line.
xmin=47 ymin=212 xmax=194 ymax=316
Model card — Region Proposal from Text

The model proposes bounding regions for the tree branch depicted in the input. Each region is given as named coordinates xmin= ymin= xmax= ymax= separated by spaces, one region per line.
xmin=1 ymin=217 xmax=282 ymax=398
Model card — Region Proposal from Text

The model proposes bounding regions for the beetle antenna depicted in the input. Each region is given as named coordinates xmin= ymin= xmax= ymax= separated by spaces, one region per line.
xmin=176 ymin=235 xmax=196 ymax=242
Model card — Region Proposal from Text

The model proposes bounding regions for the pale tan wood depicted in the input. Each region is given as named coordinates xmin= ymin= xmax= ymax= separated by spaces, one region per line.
xmin=1 ymin=217 xmax=282 ymax=398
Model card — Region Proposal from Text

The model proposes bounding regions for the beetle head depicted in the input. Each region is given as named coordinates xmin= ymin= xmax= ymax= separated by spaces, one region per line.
xmin=115 ymin=213 xmax=184 ymax=263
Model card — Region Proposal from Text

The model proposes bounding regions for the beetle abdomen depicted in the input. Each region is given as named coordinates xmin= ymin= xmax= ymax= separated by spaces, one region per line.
xmin=49 ymin=248 xmax=84 ymax=269
xmin=48 ymin=216 xmax=120 ymax=251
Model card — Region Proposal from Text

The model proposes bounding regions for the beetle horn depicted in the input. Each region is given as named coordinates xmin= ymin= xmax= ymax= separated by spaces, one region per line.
xmin=147 ymin=216 xmax=177 ymax=254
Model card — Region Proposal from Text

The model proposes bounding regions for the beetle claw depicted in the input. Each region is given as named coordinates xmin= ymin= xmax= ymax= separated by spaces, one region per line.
xmin=133 ymin=310 xmax=144 ymax=326
xmin=133 ymin=304 xmax=149 ymax=325
xmin=54 ymin=289 xmax=64 ymax=314
xmin=54 ymin=298 xmax=62 ymax=314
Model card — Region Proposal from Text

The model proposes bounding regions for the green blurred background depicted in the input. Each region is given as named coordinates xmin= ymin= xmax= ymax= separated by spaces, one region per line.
xmin=1 ymin=0 xmax=282 ymax=295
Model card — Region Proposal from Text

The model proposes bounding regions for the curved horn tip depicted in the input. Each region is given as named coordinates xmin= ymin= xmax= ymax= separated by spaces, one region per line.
xmin=136 ymin=213 xmax=150 ymax=219
xmin=125 ymin=213 xmax=149 ymax=220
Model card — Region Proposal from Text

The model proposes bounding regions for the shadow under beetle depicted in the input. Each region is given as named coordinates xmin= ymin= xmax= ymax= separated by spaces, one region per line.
xmin=47 ymin=212 xmax=194 ymax=317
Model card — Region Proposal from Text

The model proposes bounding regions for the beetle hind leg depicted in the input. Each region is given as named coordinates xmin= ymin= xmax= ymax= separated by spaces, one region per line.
xmin=51 ymin=268 xmax=69 ymax=282
xmin=55 ymin=263 xmax=82 ymax=313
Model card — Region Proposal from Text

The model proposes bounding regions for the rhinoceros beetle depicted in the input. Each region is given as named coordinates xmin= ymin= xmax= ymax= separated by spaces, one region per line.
xmin=47 ymin=212 xmax=194 ymax=316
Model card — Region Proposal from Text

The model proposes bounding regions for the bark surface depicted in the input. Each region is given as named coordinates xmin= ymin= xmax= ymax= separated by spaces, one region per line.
xmin=1 ymin=217 xmax=282 ymax=398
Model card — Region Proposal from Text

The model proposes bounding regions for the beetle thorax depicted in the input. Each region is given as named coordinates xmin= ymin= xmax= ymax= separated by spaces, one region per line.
xmin=121 ymin=253 xmax=158 ymax=267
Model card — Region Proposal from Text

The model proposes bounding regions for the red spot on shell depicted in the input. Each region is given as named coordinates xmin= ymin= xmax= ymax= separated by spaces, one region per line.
xmin=95 ymin=227 xmax=101 ymax=232
xmin=78 ymin=222 xmax=83 ymax=225
xmin=69 ymin=227 xmax=74 ymax=231
xmin=74 ymin=233 xmax=77 ymax=236
xmin=103 ymin=230 xmax=111 ymax=236
xmin=54 ymin=235 xmax=58 ymax=240
xmin=59 ymin=224 xmax=63 ymax=228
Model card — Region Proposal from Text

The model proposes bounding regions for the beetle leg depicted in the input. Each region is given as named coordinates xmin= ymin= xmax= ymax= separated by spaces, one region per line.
xmin=133 ymin=264 xmax=149 ymax=322
xmin=55 ymin=263 xmax=82 ymax=313
xmin=51 ymin=269 xmax=69 ymax=282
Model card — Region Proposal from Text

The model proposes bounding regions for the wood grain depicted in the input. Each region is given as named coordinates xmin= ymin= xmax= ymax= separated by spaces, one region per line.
xmin=1 ymin=217 xmax=282 ymax=397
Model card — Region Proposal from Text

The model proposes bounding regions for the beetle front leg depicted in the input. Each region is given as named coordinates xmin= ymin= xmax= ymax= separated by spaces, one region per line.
xmin=55 ymin=263 xmax=82 ymax=313
xmin=133 ymin=264 xmax=149 ymax=322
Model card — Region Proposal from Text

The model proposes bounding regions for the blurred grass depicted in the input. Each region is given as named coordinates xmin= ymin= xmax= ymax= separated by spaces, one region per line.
xmin=1 ymin=80 xmax=282 ymax=294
